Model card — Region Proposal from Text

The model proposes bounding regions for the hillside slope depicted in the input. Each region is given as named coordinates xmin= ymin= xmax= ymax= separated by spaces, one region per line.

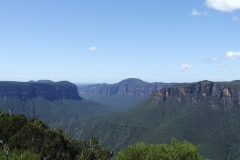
xmin=73 ymin=80 xmax=240 ymax=160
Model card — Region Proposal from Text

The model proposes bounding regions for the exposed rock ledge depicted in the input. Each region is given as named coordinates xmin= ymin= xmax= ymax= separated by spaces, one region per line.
xmin=0 ymin=81 xmax=82 ymax=101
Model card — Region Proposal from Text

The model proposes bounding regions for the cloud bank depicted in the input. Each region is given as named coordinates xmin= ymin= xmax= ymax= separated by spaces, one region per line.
xmin=226 ymin=51 xmax=240 ymax=60
xmin=205 ymin=0 xmax=240 ymax=12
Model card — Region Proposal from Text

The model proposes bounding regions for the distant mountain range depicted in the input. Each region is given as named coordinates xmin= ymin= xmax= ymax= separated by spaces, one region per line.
xmin=77 ymin=78 xmax=172 ymax=111
xmin=72 ymin=80 xmax=240 ymax=160
xmin=0 ymin=81 xmax=113 ymax=123
xmin=78 ymin=78 xmax=171 ymax=96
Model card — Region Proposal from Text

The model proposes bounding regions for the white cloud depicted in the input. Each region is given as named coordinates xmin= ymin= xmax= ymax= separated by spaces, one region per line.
xmin=165 ymin=64 xmax=171 ymax=67
xmin=212 ymin=57 xmax=219 ymax=61
xmin=231 ymin=16 xmax=239 ymax=20
xmin=226 ymin=51 xmax=240 ymax=60
xmin=89 ymin=46 xmax=97 ymax=51
xmin=192 ymin=9 xmax=201 ymax=16
xmin=181 ymin=63 xmax=193 ymax=69
xmin=211 ymin=75 xmax=221 ymax=78
xmin=217 ymin=63 xmax=225 ymax=67
xmin=205 ymin=0 xmax=240 ymax=12
xmin=191 ymin=9 xmax=208 ymax=16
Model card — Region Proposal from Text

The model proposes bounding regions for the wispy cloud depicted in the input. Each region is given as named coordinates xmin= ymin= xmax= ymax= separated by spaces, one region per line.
xmin=205 ymin=0 xmax=240 ymax=12
xmin=165 ymin=64 xmax=171 ymax=67
xmin=216 ymin=63 xmax=226 ymax=67
xmin=181 ymin=63 xmax=193 ymax=69
xmin=204 ymin=58 xmax=216 ymax=64
xmin=89 ymin=46 xmax=97 ymax=51
xmin=192 ymin=9 xmax=201 ymax=16
xmin=212 ymin=57 xmax=219 ymax=61
xmin=191 ymin=9 xmax=208 ymax=16
xmin=18 ymin=75 xmax=37 ymax=78
xmin=226 ymin=51 xmax=240 ymax=60
xmin=211 ymin=75 xmax=221 ymax=78
xmin=231 ymin=16 xmax=239 ymax=20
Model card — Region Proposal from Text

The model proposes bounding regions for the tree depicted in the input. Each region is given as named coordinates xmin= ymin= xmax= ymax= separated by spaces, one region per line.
xmin=0 ymin=111 xmax=28 ymax=143
xmin=114 ymin=139 xmax=204 ymax=160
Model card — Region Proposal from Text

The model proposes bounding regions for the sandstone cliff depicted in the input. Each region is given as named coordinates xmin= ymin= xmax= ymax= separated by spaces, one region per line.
xmin=149 ymin=80 xmax=240 ymax=108
xmin=0 ymin=81 xmax=82 ymax=101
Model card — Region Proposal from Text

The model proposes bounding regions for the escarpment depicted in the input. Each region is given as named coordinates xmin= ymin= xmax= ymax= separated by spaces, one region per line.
xmin=149 ymin=80 xmax=240 ymax=108
xmin=0 ymin=81 xmax=82 ymax=101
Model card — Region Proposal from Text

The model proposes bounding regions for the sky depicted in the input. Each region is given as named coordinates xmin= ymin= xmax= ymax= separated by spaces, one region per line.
xmin=0 ymin=0 xmax=240 ymax=83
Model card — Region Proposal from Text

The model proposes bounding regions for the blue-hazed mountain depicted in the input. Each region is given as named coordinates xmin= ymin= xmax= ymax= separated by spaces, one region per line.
xmin=77 ymin=78 xmax=172 ymax=111
xmin=0 ymin=81 xmax=82 ymax=101
xmin=0 ymin=81 xmax=114 ymax=123
xmin=72 ymin=80 xmax=240 ymax=160
xmin=78 ymin=78 xmax=171 ymax=96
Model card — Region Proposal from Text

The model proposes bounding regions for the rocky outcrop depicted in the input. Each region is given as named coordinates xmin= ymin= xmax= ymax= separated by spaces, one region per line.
xmin=149 ymin=80 xmax=240 ymax=108
xmin=78 ymin=78 xmax=172 ymax=96
xmin=0 ymin=81 xmax=82 ymax=101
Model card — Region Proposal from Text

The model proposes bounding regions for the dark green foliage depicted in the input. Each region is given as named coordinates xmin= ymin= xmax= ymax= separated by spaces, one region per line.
xmin=41 ymin=129 xmax=72 ymax=159
xmin=0 ymin=149 xmax=40 ymax=160
xmin=9 ymin=121 xmax=46 ymax=152
xmin=76 ymin=137 xmax=113 ymax=160
xmin=0 ymin=111 xmax=28 ymax=143
xmin=115 ymin=140 xmax=204 ymax=160
xmin=0 ymin=110 xmax=113 ymax=160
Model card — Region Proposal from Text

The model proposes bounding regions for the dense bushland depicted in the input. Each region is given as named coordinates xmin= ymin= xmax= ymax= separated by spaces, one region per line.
xmin=0 ymin=109 xmax=204 ymax=159
xmin=0 ymin=110 xmax=112 ymax=160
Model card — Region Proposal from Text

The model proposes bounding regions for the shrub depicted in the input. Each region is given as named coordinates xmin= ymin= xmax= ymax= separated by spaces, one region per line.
xmin=115 ymin=139 xmax=204 ymax=160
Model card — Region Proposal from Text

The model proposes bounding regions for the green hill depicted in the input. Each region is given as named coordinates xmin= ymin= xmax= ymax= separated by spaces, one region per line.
xmin=72 ymin=80 xmax=240 ymax=160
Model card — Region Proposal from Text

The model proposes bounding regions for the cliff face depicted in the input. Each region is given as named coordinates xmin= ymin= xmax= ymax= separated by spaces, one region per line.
xmin=78 ymin=78 xmax=172 ymax=96
xmin=149 ymin=80 xmax=240 ymax=108
xmin=0 ymin=81 xmax=82 ymax=101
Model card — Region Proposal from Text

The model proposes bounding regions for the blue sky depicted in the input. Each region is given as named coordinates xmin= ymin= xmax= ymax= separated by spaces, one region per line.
xmin=0 ymin=0 xmax=240 ymax=83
